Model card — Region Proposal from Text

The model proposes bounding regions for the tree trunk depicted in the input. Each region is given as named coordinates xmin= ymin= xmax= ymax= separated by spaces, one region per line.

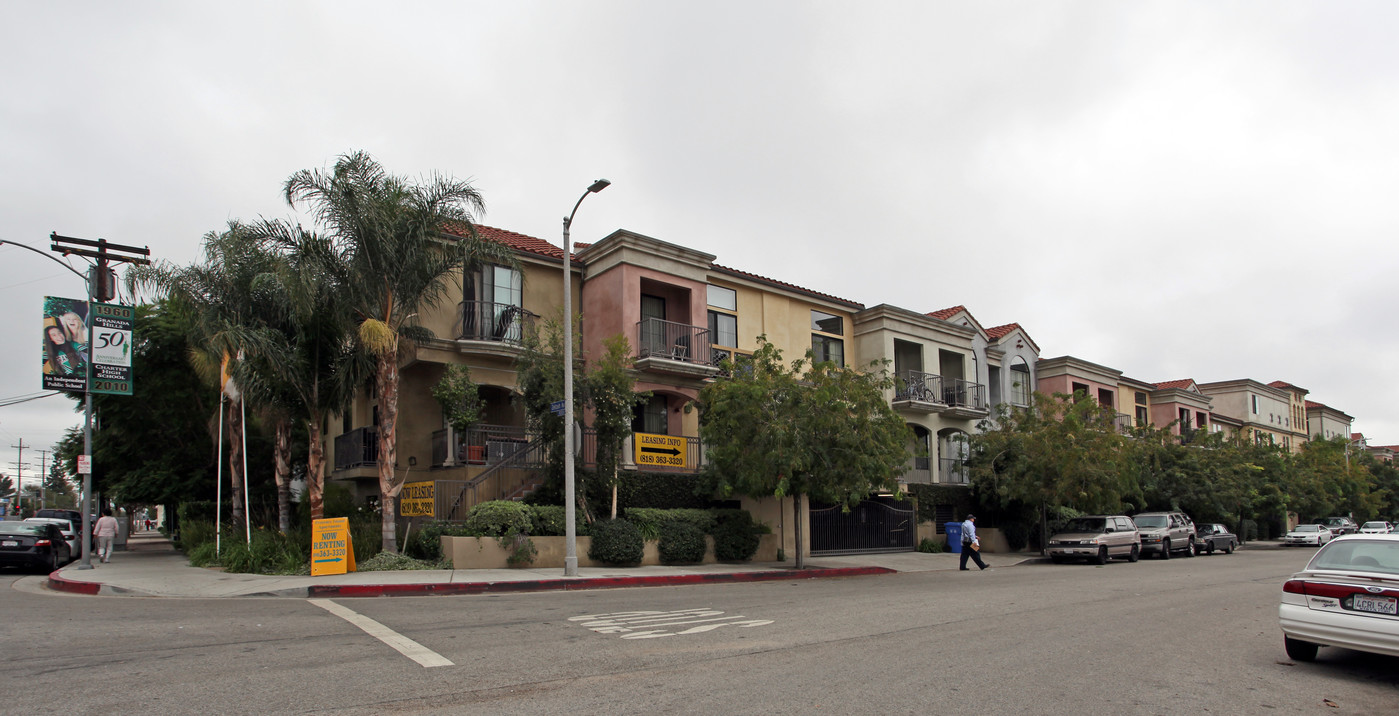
xmin=307 ymin=416 xmax=326 ymax=521
xmin=794 ymin=492 xmax=805 ymax=570
xmin=228 ymin=398 xmax=245 ymax=528
xmin=274 ymin=418 xmax=292 ymax=533
xmin=377 ymin=352 xmax=400 ymax=554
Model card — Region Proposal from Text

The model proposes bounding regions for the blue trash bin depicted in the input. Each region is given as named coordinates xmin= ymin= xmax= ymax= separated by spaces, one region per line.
xmin=945 ymin=522 xmax=962 ymax=553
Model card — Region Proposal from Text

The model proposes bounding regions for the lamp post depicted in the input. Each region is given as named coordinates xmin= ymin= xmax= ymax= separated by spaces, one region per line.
xmin=562 ymin=178 xmax=610 ymax=576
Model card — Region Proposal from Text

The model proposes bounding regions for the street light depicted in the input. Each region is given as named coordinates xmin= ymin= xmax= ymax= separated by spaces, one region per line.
xmin=562 ymin=178 xmax=610 ymax=576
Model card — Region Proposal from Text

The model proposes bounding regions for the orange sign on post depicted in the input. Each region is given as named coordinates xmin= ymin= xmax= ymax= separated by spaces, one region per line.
xmin=311 ymin=517 xmax=356 ymax=576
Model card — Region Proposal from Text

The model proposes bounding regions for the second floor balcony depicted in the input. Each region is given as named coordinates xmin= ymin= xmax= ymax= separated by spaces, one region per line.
xmin=635 ymin=317 xmax=719 ymax=378
xmin=891 ymin=371 xmax=987 ymax=419
xmin=334 ymin=426 xmax=379 ymax=471
xmin=458 ymin=301 xmax=537 ymax=348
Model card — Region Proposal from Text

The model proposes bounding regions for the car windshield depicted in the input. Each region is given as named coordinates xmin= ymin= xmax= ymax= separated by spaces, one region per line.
xmin=1309 ymin=540 xmax=1399 ymax=575
xmin=1293 ymin=525 xmax=1321 ymax=533
xmin=1134 ymin=515 xmax=1167 ymax=529
xmin=1362 ymin=522 xmax=1387 ymax=529
xmin=1062 ymin=518 xmax=1106 ymax=533
xmin=0 ymin=522 xmax=46 ymax=536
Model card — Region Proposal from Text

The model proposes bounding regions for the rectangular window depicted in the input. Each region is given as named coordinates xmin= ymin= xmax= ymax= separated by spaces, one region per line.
xmin=1098 ymin=388 xmax=1114 ymax=406
xmin=1251 ymin=395 xmax=1259 ymax=414
xmin=707 ymin=311 xmax=737 ymax=347
xmin=988 ymin=365 xmax=1002 ymax=406
xmin=632 ymin=395 xmax=669 ymax=435
xmin=812 ymin=335 xmax=844 ymax=366
xmin=810 ymin=310 xmax=843 ymax=335
xmin=1135 ymin=391 xmax=1147 ymax=405
xmin=1135 ymin=405 xmax=1149 ymax=426
xmin=707 ymin=284 xmax=737 ymax=311
xmin=1071 ymin=382 xmax=1090 ymax=400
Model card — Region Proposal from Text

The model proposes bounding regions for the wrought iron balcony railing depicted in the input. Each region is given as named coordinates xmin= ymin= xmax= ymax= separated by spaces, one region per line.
xmin=637 ymin=317 xmax=712 ymax=366
xmin=458 ymin=301 xmax=537 ymax=344
xmin=895 ymin=370 xmax=943 ymax=403
xmin=334 ymin=426 xmax=378 ymax=470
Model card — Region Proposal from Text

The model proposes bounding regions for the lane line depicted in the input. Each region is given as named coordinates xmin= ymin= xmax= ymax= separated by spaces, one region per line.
xmin=308 ymin=598 xmax=454 ymax=668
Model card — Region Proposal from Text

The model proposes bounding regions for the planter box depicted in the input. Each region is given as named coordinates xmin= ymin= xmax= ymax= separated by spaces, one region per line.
xmin=444 ymin=533 xmax=781 ymax=569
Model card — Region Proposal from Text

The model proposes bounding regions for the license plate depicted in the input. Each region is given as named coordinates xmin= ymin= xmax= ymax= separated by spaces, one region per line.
xmin=1 ymin=540 xmax=17 ymax=547
xmin=1353 ymin=595 xmax=1397 ymax=615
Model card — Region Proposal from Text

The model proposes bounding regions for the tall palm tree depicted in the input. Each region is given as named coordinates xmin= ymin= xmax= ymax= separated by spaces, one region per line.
xmin=130 ymin=223 xmax=279 ymax=530
xmin=283 ymin=151 xmax=514 ymax=553
xmin=241 ymin=218 xmax=371 ymax=524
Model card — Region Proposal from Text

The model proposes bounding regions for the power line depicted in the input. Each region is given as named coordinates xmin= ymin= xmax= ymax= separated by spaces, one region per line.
xmin=0 ymin=392 xmax=66 ymax=408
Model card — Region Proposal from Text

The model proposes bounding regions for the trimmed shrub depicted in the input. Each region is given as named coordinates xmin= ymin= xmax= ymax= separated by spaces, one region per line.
xmin=658 ymin=521 xmax=707 ymax=564
xmin=463 ymin=501 xmax=533 ymax=537
xmin=406 ymin=520 xmax=483 ymax=560
xmin=587 ymin=519 xmax=644 ymax=565
xmin=530 ymin=505 xmax=568 ymax=536
xmin=1001 ymin=521 xmax=1030 ymax=551
xmin=916 ymin=537 xmax=944 ymax=553
xmin=713 ymin=511 xmax=761 ymax=561
xmin=625 ymin=508 xmax=717 ymax=541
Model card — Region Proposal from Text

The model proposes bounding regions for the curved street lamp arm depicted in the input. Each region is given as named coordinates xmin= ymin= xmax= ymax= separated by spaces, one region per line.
xmin=0 ymin=239 xmax=91 ymax=282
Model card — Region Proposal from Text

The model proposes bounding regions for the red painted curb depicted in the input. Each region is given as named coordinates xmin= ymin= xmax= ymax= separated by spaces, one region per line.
xmin=307 ymin=566 xmax=895 ymax=598
xmin=47 ymin=572 xmax=101 ymax=596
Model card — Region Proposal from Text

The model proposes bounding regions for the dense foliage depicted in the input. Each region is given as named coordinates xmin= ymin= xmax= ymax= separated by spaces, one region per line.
xmin=587 ymin=519 xmax=645 ymax=565
xmin=658 ymin=521 xmax=707 ymax=564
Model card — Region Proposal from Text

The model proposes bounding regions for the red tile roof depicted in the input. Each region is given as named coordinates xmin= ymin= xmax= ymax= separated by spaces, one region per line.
xmin=711 ymin=264 xmax=863 ymax=309
xmin=927 ymin=306 xmax=966 ymax=320
xmin=443 ymin=223 xmax=569 ymax=261
xmin=1153 ymin=379 xmax=1196 ymax=391
xmin=1268 ymin=380 xmax=1307 ymax=392
xmin=1305 ymin=400 xmax=1324 ymax=409
xmin=986 ymin=323 xmax=1020 ymax=339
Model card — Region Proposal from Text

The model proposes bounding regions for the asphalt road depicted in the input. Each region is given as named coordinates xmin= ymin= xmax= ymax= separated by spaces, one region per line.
xmin=2 ymin=547 xmax=1395 ymax=715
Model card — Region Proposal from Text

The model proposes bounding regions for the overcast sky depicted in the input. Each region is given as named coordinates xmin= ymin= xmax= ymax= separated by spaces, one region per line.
xmin=3 ymin=1 xmax=1397 ymax=477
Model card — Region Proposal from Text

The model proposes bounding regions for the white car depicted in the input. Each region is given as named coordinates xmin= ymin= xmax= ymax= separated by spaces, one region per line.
xmin=22 ymin=517 xmax=79 ymax=563
xmin=1279 ymin=534 xmax=1399 ymax=661
xmin=1282 ymin=524 xmax=1333 ymax=547
xmin=1359 ymin=521 xmax=1393 ymax=534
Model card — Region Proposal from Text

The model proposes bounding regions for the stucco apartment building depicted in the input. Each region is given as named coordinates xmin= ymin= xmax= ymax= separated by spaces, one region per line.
xmin=1197 ymin=379 xmax=1309 ymax=451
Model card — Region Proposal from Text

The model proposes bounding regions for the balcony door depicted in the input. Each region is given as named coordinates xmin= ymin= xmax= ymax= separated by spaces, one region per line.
xmin=640 ymin=294 xmax=666 ymax=355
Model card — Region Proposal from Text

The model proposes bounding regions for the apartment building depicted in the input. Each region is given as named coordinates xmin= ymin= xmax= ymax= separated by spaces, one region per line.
xmin=1305 ymin=400 xmax=1354 ymax=442
xmin=1149 ymin=379 xmax=1215 ymax=440
xmin=1197 ymin=379 xmax=1307 ymax=451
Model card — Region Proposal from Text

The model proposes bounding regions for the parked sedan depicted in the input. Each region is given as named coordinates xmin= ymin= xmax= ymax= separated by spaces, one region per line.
xmin=1196 ymin=523 xmax=1239 ymax=555
xmin=1282 ymin=524 xmax=1333 ymax=547
xmin=0 ymin=521 xmax=72 ymax=573
xmin=23 ymin=517 xmax=80 ymax=559
xmin=1359 ymin=521 xmax=1393 ymax=535
xmin=1279 ymin=534 xmax=1399 ymax=661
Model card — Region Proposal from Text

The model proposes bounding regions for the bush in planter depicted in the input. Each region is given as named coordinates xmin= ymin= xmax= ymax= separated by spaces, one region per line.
xmin=713 ymin=510 xmax=762 ymax=561
xmin=626 ymin=508 xmax=717 ymax=541
xmin=658 ymin=521 xmax=707 ymax=564
xmin=588 ymin=519 xmax=644 ymax=565
xmin=464 ymin=501 xmax=533 ymax=537
xmin=530 ymin=505 xmax=567 ymax=536
xmin=406 ymin=520 xmax=482 ymax=560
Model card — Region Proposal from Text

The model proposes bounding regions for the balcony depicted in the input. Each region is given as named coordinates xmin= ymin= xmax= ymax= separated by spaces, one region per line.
xmin=457 ymin=301 xmax=537 ymax=353
xmin=900 ymin=455 xmax=933 ymax=484
xmin=939 ymin=458 xmax=970 ymax=485
xmin=941 ymin=378 xmax=988 ymax=419
xmin=635 ymin=318 xmax=720 ymax=379
xmin=334 ymin=427 xmax=378 ymax=470
xmin=431 ymin=424 xmax=548 ymax=468
xmin=893 ymin=370 xmax=945 ymax=413
xmin=1115 ymin=412 xmax=1134 ymax=434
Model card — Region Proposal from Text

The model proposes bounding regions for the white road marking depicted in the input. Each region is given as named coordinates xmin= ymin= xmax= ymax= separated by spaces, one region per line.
xmin=309 ymin=598 xmax=454 ymax=668
xmin=569 ymin=609 xmax=774 ymax=639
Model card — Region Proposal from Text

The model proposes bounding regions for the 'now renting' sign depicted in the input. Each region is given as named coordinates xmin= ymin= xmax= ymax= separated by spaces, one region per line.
xmin=311 ymin=517 xmax=356 ymax=576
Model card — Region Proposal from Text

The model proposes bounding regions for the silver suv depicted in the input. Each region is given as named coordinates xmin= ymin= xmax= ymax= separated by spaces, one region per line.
xmin=1133 ymin=511 xmax=1197 ymax=559
xmin=1047 ymin=515 xmax=1141 ymax=564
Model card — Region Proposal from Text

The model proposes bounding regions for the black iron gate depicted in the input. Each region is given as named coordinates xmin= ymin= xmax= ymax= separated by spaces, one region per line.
xmin=810 ymin=498 xmax=916 ymax=555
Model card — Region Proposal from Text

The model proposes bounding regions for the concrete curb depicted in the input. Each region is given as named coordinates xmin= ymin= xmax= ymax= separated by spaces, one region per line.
xmin=306 ymin=566 xmax=897 ymax=598
xmin=46 ymin=570 xmax=101 ymax=596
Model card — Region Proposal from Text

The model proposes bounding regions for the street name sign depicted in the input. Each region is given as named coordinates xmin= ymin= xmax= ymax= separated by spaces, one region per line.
xmin=311 ymin=517 xmax=356 ymax=576
xmin=633 ymin=432 xmax=688 ymax=467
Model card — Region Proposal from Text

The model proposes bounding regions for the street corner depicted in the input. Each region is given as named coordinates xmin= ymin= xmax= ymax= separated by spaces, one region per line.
xmin=45 ymin=569 xmax=101 ymax=596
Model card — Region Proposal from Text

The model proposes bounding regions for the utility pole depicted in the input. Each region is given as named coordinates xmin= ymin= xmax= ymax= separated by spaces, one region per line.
xmin=11 ymin=438 xmax=26 ymax=514
xmin=37 ymin=449 xmax=50 ymax=509
xmin=49 ymin=232 xmax=150 ymax=569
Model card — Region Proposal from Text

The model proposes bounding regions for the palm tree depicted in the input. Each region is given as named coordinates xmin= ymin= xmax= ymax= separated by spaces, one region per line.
xmin=283 ymin=151 xmax=514 ymax=553
xmin=130 ymin=223 xmax=279 ymax=530
xmin=241 ymin=218 xmax=371 ymax=524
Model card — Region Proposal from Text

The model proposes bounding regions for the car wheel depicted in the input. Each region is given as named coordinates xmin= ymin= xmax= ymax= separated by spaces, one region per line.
xmin=1096 ymin=546 xmax=1109 ymax=565
xmin=1284 ymin=636 xmax=1318 ymax=662
xmin=1127 ymin=544 xmax=1139 ymax=563
xmin=1160 ymin=540 xmax=1171 ymax=559
xmin=1206 ymin=543 xmax=1215 ymax=555
xmin=1185 ymin=540 xmax=1196 ymax=557
xmin=1224 ymin=542 xmax=1234 ymax=554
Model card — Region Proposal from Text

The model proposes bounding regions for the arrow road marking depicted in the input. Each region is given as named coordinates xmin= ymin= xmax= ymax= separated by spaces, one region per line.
xmin=309 ymin=599 xmax=454 ymax=668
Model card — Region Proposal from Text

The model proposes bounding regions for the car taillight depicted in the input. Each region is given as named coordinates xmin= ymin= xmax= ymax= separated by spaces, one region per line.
xmin=1283 ymin=580 xmax=1307 ymax=594
xmin=35 ymin=539 xmax=51 ymax=546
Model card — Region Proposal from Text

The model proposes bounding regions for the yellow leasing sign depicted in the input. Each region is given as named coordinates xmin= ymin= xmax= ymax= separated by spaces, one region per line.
xmin=400 ymin=480 xmax=435 ymax=517
xmin=634 ymin=432 xmax=688 ymax=467
xmin=311 ymin=517 xmax=356 ymax=576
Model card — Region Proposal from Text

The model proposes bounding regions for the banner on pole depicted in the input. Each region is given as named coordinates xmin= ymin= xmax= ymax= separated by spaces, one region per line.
xmin=41 ymin=297 xmax=89 ymax=393
xmin=89 ymin=302 xmax=134 ymax=395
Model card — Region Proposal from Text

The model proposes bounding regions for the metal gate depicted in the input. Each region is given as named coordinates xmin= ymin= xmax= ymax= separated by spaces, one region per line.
xmin=810 ymin=498 xmax=916 ymax=555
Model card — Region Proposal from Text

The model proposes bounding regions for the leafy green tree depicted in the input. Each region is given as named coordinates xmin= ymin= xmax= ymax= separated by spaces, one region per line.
xmin=697 ymin=338 xmax=910 ymax=569
xmin=968 ymin=392 xmax=1140 ymax=551
xmin=55 ymin=301 xmax=217 ymax=509
xmin=283 ymin=151 xmax=513 ymax=553
xmin=431 ymin=364 xmax=484 ymax=435
xmin=586 ymin=334 xmax=648 ymax=519
xmin=0 ymin=473 xmax=13 ymax=501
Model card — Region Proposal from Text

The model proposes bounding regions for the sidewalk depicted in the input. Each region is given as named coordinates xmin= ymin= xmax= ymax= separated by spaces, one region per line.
xmin=45 ymin=532 xmax=1038 ymax=599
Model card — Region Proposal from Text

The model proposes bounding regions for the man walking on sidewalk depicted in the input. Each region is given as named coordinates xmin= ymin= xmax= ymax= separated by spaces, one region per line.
xmin=94 ymin=509 xmax=119 ymax=563
xmin=959 ymin=514 xmax=989 ymax=571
